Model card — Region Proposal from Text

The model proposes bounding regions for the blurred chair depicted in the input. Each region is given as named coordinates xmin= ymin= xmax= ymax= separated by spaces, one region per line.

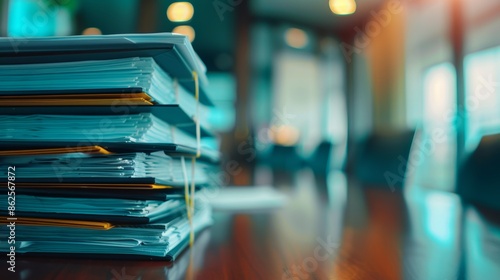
xmin=260 ymin=144 xmax=304 ymax=186
xmin=265 ymin=144 xmax=304 ymax=172
xmin=458 ymin=134 xmax=500 ymax=211
xmin=307 ymin=140 xmax=334 ymax=177
xmin=353 ymin=129 xmax=416 ymax=189
xmin=306 ymin=140 xmax=336 ymax=200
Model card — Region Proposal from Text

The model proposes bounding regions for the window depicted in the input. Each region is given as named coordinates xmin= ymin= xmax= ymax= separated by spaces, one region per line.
xmin=464 ymin=46 xmax=500 ymax=150
xmin=423 ymin=63 xmax=457 ymax=128
xmin=412 ymin=63 xmax=457 ymax=190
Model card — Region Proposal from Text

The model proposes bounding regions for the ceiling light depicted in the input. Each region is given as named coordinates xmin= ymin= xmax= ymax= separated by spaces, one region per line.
xmin=173 ymin=25 xmax=195 ymax=42
xmin=284 ymin=28 xmax=308 ymax=49
xmin=329 ymin=0 xmax=357 ymax=15
xmin=167 ymin=2 xmax=194 ymax=22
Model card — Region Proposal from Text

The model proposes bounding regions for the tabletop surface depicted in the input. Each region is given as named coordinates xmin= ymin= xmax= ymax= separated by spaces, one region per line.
xmin=2 ymin=170 xmax=500 ymax=280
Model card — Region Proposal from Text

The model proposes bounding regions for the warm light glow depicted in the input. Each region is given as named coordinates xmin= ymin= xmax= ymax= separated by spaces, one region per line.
xmin=329 ymin=0 xmax=357 ymax=15
xmin=167 ymin=2 xmax=194 ymax=22
xmin=271 ymin=125 xmax=300 ymax=146
xmin=424 ymin=63 xmax=456 ymax=125
xmin=173 ymin=25 xmax=195 ymax=42
xmin=82 ymin=27 xmax=102 ymax=35
xmin=284 ymin=28 xmax=308 ymax=49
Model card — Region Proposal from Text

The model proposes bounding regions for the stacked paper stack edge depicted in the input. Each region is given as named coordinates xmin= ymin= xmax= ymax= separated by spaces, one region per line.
xmin=0 ymin=33 xmax=218 ymax=261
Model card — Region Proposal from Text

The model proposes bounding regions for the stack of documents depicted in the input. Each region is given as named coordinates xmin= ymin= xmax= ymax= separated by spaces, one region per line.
xmin=0 ymin=198 xmax=212 ymax=259
xmin=0 ymin=57 xmax=212 ymax=126
xmin=0 ymin=150 xmax=209 ymax=187
xmin=0 ymin=33 xmax=219 ymax=260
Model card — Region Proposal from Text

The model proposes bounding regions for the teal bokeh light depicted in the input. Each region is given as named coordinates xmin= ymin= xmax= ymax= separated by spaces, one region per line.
xmin=7 ymin=0 xmax=57 ymax=37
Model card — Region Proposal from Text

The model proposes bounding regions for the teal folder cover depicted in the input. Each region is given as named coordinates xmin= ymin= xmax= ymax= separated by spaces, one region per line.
xmin=0 ymin=33 xmax=213 ymax=106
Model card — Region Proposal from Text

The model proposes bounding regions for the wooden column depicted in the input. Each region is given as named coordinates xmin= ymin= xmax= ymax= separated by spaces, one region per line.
xmin=137 ymin=0 xmax=158 ymax=33
xmin=450 ymin=0 xmax=465 ymax=172
xmin=231 ymin=0 xmax=253 ymax=185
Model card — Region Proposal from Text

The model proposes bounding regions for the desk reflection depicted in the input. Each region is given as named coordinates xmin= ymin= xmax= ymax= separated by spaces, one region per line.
xmin=11 ymin=229 xmax=210 ymax=280
xmin=403 ymin=188 xmax=462 ymax=280
xmin=464 ymin=207 xmax=500 ymax=279
xmin=4 ymin=170 xmax=500 ymax=280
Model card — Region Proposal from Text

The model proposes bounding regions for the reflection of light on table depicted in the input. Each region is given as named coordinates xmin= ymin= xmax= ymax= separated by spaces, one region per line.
xmin=425 ymin=192 xmax=458 ymax=243
xmin=404 ymin=187 xmax=462 ymax=279
xmin=405 ymin=187 xmax=460 ymax=244
xmin=465 ymin=208 xmax=500 ymax=279
xmin=207 ymin=186 xmax=287 ymax=212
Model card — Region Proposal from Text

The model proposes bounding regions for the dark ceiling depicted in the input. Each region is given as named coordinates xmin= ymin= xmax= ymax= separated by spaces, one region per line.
xmin=77 ymin=0 xmax=384 ymax=71
xmin=251 ymin=0 xmax=384 ymax=29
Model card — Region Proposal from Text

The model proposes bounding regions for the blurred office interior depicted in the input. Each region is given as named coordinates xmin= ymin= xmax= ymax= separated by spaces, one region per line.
xmin=1 ymin=0 xmax=500 ymax=278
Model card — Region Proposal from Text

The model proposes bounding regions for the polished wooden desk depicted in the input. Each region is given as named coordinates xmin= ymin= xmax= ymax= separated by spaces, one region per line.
xmin=2 ymin=171 xmax=499 ymax=280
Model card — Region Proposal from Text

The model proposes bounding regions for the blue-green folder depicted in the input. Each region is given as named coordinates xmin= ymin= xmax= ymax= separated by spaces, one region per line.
xmin=0 ymin=33 xmax=213 ymax=106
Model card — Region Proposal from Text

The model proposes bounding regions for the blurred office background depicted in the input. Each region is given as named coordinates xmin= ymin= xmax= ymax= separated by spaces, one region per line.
xmin=2 ymin=1 xmax=500 ymax=278
xmin=1 ymin=0 xmax=499 ymax=202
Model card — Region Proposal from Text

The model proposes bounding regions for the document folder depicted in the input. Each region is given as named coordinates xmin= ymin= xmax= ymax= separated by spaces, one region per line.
xmin=0 ymin=194 xmax=187 ymax=224
xmin=12 ymin=188 xmax=186 ymax=201
xmin=0 ymin=142 xmax=220 ymax=163
xmin=0 ymin=105 xmax=213 ymax=138
xmin=0 ymin=200 xmax=212 ymax=260
xmin=0 ymin=150 xmax=210 ymax=187
xmin=0 ymin=33 xmax=213 ymax=106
